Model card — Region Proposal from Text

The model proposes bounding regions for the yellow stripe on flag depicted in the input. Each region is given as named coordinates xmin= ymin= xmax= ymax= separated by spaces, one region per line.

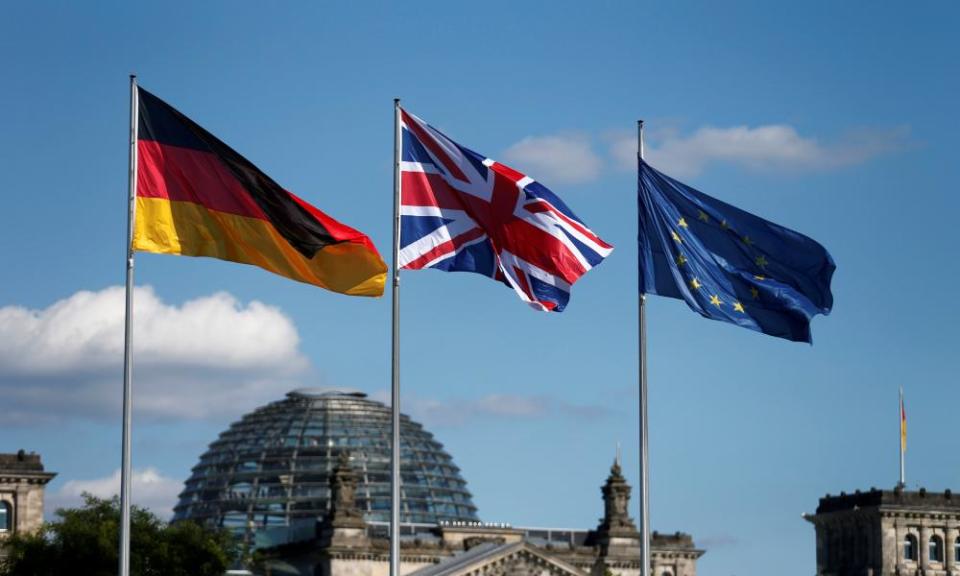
xmin=133 ymin=197 xmax=386 ymax=296
xmin=900 ymin=396 xmax=907 ymax=453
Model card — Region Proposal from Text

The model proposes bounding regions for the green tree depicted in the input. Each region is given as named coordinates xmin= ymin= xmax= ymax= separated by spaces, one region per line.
xmin=0 ymin=494 xmax=237 ymax=576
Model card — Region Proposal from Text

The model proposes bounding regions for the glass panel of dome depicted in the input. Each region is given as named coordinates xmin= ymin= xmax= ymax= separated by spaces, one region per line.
xmin=221 ymin=512 xmax=248 ymax=528
xmin=405 ymin=487 xmax=431 ymax=498
xmin=263 ymin=514 xmax=286 ymax=526
xmin=174 ymin=389 xmax=479 ymax=548
xmin=295 ymin=473 xmax=328 ymax=483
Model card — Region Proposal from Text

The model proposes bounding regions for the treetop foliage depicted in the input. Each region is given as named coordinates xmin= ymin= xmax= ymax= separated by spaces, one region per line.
xmin=0 ymin=494 xmax=237 ymax=576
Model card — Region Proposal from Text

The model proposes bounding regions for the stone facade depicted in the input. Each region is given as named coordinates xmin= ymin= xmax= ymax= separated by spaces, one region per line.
xmin=259 ymin=459 xmax=703 ymax=576
xmin=0 ymin=450 xmax=56 ymax=543
xmin=806 ymin=486 xmax=960 ymax=576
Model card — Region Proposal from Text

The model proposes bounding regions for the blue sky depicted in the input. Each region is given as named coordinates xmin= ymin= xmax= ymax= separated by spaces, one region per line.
xmin=1 ymin=2 xmax=958 ymax=575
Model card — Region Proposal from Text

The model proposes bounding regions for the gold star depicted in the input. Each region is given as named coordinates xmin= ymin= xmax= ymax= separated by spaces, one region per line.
xmin=755 ymin=255 xmax=769 ymax=269
xmin=733 ymin=301 xmax=745 ymax=313
xmin=754 ymin=275 xmax=766 ymax=281
xmin=676 ymin=254 xmax=687 ymax=266
xmin=698 ymin=210 xmax=709 ymax=223
xmin=678 ymin=217 xmax=689 ymax=229
xmin=671 ymin=230 xmax=682 ymax=243
xmin=750 ymin=287 xmax=760 ymax=300
xmin=690 ymin=278 xmax=702 ymax=290
xmin=721 ymin=220 xmax=729 ymax=230
xmin=709 ymin=294 xmax=723 ymax=307
xmin=743 ymin=236 xmax=753 ymax=246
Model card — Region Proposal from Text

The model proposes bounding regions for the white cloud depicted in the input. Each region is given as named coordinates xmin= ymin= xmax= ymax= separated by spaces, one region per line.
xmin=372 ymin=392 xmax=613 ymax=428
xmin=48 ymin=468 xmax=182 ymax=521
xmin=0 ymin=286 xmax=308 ymax=423
xmin=611 ymin=124 xmax=908 ymax=179
xmin=502 ymin=133 xmax=602 ymax=185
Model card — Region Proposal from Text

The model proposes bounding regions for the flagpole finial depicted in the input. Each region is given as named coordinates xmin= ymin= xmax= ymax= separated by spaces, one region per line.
xmin=638 ymin=120 xmax=645 ymax=161
xmin=394 ymin=98 xmax=400 ymax=104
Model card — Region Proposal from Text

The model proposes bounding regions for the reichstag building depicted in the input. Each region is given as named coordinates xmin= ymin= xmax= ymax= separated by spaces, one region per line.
xmin=174 ymin=388 xmax=703 ymax=576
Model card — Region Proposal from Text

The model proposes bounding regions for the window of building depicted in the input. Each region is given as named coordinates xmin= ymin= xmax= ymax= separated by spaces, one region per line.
xmin=954 ymin=537 xmax=960 ymax=563
xmin=904 ymin=534 xmax=918 ymax=561
xmin=930 ymin=535 xmax=944 ymax=563
xmin=0 ymin=501 xmax=10 ymax=532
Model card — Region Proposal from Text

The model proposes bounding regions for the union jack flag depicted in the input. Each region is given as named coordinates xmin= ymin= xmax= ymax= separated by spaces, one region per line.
xmin=399 ymin=108 xmax=613 ymax=312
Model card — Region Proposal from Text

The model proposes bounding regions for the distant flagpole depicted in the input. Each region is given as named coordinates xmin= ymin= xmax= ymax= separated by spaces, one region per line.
xmin=390 ymin=98 xmax=402 ymax=576
xmin=899 ymin=386 xmax=906 ymax=488
xmin=637 ymin=120 xmax=651 ymax=576
xmin=119 ymin=73 xmax=139 ymax=576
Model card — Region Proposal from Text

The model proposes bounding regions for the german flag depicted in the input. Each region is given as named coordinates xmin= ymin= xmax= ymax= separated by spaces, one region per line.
xmin=900 ymin=387 xmax=907 ymax=453
xmin=133 ymin=88 xmax=386 ymax=296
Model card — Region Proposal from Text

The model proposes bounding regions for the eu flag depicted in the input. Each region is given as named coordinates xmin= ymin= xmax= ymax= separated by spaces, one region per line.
xmin=639 ymin=160 xmax=835 ymax=343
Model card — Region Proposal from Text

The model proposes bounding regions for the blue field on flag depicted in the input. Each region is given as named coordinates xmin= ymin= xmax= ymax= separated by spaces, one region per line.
xmin=638 ymin=159 xmax=835 ymax=342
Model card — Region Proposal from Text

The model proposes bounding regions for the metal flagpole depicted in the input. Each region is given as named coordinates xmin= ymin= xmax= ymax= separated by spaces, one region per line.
xmin=899 ymin=386 xmax=906 ymax=488
xmin=637 ymin=119 xmax=651 ymax=576
xmin=390 ymin=98 xmax=402 ymax=576
xmin=119 ymin=74 xmax=139 ymax=576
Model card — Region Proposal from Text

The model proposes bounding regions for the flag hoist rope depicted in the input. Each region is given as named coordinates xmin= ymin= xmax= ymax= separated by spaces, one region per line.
xmin=638 ymin=119 xmax=651 ymax=576
xmin=390 ymin=98 xmax=403 ymax=576
xmin=120 ymin=73 xmax=139 ymax=576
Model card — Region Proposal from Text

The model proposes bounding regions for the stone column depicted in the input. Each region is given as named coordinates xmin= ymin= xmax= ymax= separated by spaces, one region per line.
xmin=892 ymin=519 xmax=903 ymax=573
xmin=946 ymin=525 xmax=958 ymax=573
xmin=14 ymin=484 xmax=28 ymax=532
xmin=921 ymin=524 xmax=930 ymax=571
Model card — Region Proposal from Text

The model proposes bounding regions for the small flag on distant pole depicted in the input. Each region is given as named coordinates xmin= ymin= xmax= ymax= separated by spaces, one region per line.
xmin=900 ymin=387 xmax=907 ymax=453
xmin=638 ymin=159 xmax=836 ymax=342
xmin=899 ymin=386 xmax=907 ymax=487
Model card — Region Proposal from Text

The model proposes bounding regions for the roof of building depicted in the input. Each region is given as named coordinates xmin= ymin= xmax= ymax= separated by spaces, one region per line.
xmin=0 ymin=450 xmax=47 ymax=472
xmin=0 ymin=450 xmax=56 ymax=485
xmin=410 ymin=541 xmax=588 ymax=576
xmin=173 ymin=388 xmax=479 ymax=549
xmin=814 ymin=487 xmax=960 ymax=515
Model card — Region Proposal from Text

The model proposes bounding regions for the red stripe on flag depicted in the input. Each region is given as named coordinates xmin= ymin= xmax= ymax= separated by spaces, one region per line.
xmin=500 ymin=219 xmax=588 ymax=284
xmin=137 ymin=140 xmax=269 ymax=221
xmin=511 ymin=265 xmax=535 ymax=303
xmin=401 ymin=110 xmax=470 ymax=183
xmin=287 ymin=191 xmax=380 ymax=251
xmin=489 ymin=161 xmax=526 ymax=184
xmin=401 ymin=172 xmax=466 ymax=210
xmin=403 ymin=227 xmax=486 ymax=270
xmin=523 ymin=200 xmax=613 ymax=249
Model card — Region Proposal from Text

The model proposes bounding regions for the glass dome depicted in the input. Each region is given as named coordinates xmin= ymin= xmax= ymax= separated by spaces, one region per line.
xmin=172 ymin=388 xmax=479 ymax=547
